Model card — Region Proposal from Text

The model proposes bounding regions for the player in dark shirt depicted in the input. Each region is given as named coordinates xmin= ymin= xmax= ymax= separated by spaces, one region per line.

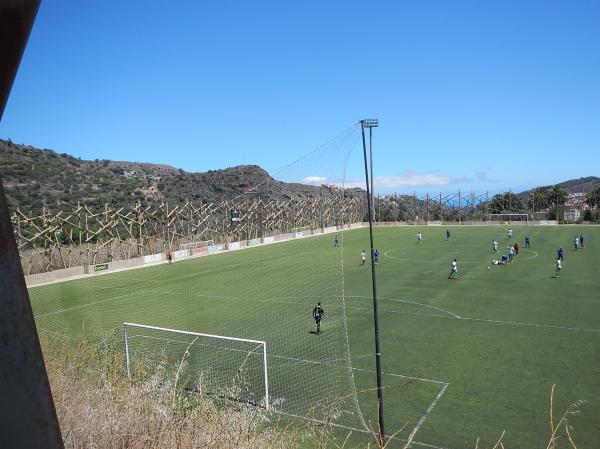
xmin=525 ymin=235 xmax=530 ymax=248
xmin=312 ymin=302 xmax=327 ymax=335
xmin=446 ymin=229 xmax=451 ymax=240
xmin=557 ymin=248 xmax=564 ymax=261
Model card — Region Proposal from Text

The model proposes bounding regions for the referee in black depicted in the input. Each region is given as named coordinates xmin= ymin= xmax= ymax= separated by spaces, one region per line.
xmin=312 ymin=302 xmax=327 ymax=335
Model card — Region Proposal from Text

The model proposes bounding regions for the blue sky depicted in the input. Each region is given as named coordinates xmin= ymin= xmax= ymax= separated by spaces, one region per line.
xmin=1 ymin=0 xmax=599 ymax=194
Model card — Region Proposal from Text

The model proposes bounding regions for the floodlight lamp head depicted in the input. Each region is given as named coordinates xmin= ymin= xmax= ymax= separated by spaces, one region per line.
xmin=361 ymin=118 xmax=379 ymax=128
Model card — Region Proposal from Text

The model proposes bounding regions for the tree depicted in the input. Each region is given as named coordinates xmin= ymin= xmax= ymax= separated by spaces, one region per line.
xmin=528 ymin=187 xmax=550 ymax=212
xmin=548 ymin=185 xmax=568 ymax=207
xmin=586 ymin=187 xmax=600 ymax=209
xmin=489 ymin=192 xmax=524 ymax=214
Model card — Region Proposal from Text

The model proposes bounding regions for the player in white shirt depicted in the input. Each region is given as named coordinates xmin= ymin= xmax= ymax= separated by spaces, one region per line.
xmin=417 ymin=232 xmax=422 ymax=244
xmin=555 ymin=258 xmax=562 ymax=278
xmin=507 ymin=228 xmax=513 ymax=239
xmin=448 ymin=259 xmax=458 ymax=279
xmin=492 ymin=240 xmax=498 ymax=253
xmin=361 ymin=250 xmax=366 ymax=265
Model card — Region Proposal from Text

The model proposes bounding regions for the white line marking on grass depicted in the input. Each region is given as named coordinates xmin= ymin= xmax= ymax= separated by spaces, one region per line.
xmin=346 ymin=295 xmax=461 ymax=318
xmin=384 ymin=250 xmax=484 ymax=264
xmin=405 ymin=383 xmax=449 ymax=446
xmin=454 ymin=316 xmax=600 ymax=333
xmin=276 ymin=411 xmax=449 ymax=449
xmin=351 ymin=367 xmax=448 ymax=385
xmin=523 ymin=248 xmax=538 ymax=260
xmin=36 ymin=290 xmax=142 ymax=317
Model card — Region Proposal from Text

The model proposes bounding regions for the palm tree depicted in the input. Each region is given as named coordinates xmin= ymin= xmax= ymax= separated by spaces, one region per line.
xmin=490 ymin=192 xmax=524 ymax=213
xmin=547 ymin=185 xmax=568 ymax=207
xmin=586 ymin=187 xmax=600 ymax=209
xmin=528 ymin=187 xmax=550 ymax=212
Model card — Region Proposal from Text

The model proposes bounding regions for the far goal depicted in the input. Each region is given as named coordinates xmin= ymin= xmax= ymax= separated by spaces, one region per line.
xmin=487 ymin=213 xmax=530 ymax=225
xmin=180 ymin=240 xmax=214 ymax=251
xmin=123 ymin=322 xmax=269 ymax=409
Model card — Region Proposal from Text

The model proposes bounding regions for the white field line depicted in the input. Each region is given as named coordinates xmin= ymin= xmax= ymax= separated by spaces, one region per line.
xmin=350 ymin=367 xmax=448 ymax=386
xmin=405 ymin=383 xmax=449 ymax=447
xmin=384 ymin=250 xmax=484 ymax=265
xmin=36 ymin=289 xmax=142 ymax=318
xmin=275 ymin=411 xmax=449 ymax=449
xmin=346 ymin=295 xmax=461 ymax=318
xmin=523 ymin=248 xmax=538 ymax=260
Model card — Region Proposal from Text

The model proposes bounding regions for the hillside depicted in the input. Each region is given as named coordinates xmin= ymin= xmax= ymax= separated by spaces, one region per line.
xmin=0 ymin=139 xmax=361 ymax=213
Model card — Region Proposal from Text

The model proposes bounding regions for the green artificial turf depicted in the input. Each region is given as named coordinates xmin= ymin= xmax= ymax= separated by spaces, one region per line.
xmin=29 ymin=225 xmax=600 ymax=448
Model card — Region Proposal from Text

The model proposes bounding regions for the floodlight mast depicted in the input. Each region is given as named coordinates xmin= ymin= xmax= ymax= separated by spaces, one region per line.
xmin=360 ymin=119 xmax=386 ymax=447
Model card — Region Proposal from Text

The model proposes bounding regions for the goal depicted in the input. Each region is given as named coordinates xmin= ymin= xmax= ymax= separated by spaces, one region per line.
xmin=180 ymin=240 xmax=214 ymax=251
xmin=487 ymin=213 xmax=530 ymax=224
xmin=123 ymin=322 xmax=269 ymax=409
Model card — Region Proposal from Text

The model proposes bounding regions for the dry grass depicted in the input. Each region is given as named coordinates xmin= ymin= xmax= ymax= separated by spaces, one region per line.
xmin=40 ymin=334 xmax=587 ymax=449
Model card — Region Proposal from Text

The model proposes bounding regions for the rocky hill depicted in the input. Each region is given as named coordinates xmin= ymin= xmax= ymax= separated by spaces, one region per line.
xmin=0 ymin=139 xmax=361 ymax=214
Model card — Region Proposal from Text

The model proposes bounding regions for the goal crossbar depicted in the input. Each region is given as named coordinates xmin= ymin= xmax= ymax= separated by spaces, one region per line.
xmin=122 ymin=322 xmax=269 ymax=409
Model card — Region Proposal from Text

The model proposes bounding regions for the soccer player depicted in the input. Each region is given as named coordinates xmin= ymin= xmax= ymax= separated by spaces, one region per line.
xmin=501 ymin=254 xmax=509 ymax=264
xmin=417 ymin=232 xmax=422 ymax=244
xmin=446 ymin=229 xmax=451 ymax=240
xmin=492 ymin=240 xmax=498 ymax=253
xmin=507 ymin=228 xmax=513 ymax=239
xmin=580 ymin=234 xmax=584 ymax=248
xmin=574 ymin=236 xmax=579 ymax=251
xmin=448 ymin=259 xmax=458 ymax=279
xmin=167 ymin=250 xmax=173 ymax=264
xmin=361 ymin=250 xmax=366 ymax=265
xmin=334 ymin=235 xmax=340 ymax=247
xmin=557 ymin=247 xmax=564 ymax=261
xmin=372 ymin=249 xmax=380 ymax=264
xmin=555 ymin=258 xmax=562 ymax=278
xmin=508 ymin=246 xmax=515 ymax=262
xmin=513 ymin=242 xmax=519 ymax=255
xmin=525 ymin=235 xmax=530 ymax=248
xmin=312 ymin=302 xmax=327 ymax=335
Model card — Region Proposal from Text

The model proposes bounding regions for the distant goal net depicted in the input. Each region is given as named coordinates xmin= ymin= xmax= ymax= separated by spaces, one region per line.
xmin=487 ymin=213 xmax=530 ymax=224
xmin=180 ymin=240 xmax=214 ymax=251
xmin=123 ymin=322 xmax=269 ymax=409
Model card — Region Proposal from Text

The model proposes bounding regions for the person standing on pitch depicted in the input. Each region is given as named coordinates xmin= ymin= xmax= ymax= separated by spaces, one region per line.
xmin=446 ymin=229 xmax=451 ymax=240
xmin=417 ymin=232 xmax=422 ymax=244
xmin=555 ymin=258 xmax=562 ymax=278
xmin=334 ymin=235 xmax=340 ymax=247
xmin=312 ymin=302 xmax=327 ymax=335
xmin=492 ymin=240 xmax=499 ymax=253
xmin=525 ymin=235 xmax=530 ymax=248
xmin=361 ymin=250 xmax=367 ymax=265
xmin=557 ymin=247 xmax=564 ymax=261
xmin=574 ymin=236 xmax=579 ymax=251
xmin=508 ymin=228 xmax=513 ymax=239
xmin=579 ymin=234 xmax=584 ymax=248
xmin=448 ymin=259 xmax=458 ymax=279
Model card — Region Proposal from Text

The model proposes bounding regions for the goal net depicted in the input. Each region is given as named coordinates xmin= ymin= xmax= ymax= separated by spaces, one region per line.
xmin=180 ymin=240 xmax=214 ymax=251
xmin=487 ymin=213 xmax=530 ymax=224
xmin=123 ymin=323 xmax=269 ymax=408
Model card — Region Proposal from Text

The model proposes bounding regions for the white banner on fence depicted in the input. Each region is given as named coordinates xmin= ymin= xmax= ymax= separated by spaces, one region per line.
xmin=294 ymin=231 xmax=304 ymax=238
xmin=538 ymin=220 xmax=558 ymax=225
xmin=323 ymin=226 xmax=337 ymax=234
xmin=207 ymin=244 xmax=225 ymax=254
xmin=173 ymin=249 xmax=190 ymax=259
xmin=247 ymin=238 xmax=261 ymax=247
xmin=227 ymin=241 xmax=241 ymax=250
xmin=143 ymin=253 xmax=164 ymax=264
xmin=262 ymin=236 xmax=274 ymax=244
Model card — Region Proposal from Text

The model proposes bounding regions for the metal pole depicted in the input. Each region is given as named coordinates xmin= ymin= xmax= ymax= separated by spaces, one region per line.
xmin=262 ymin=342 xmax=270 ymax=410
xmin=369 ymin=126 xmax=375 ymax=221
xmin=124 ymin=325 xmax=131 ymax=379
xmin=361 ymin=122 xmax=386 ymax=446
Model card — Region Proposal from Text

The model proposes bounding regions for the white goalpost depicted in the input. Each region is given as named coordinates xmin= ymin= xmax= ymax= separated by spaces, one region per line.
xmin=123 ymin=322 xmax=269 ymax=409
xmin=487 ymin=213 xmax=530 ymax=224
xmin=180 ymin=240 xmax=214 ymax=251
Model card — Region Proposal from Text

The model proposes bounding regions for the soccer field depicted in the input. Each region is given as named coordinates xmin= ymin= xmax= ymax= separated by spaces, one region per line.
xmin=29 ymin=225 xmax=600 ymax=448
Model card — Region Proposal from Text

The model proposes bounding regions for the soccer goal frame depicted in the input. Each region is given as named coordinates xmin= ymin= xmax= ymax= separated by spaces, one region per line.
xmin=487 ymin=213 xmax=530 ymax=224
xmin=122 ymin=322 xmax=270 ymax=409
xmin=179 ymin=240 xmax=214 ymax=251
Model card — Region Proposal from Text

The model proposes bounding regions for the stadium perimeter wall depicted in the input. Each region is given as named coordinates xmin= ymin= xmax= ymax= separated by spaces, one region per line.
xmin=25 ymin=223 xmax=367 ymax=288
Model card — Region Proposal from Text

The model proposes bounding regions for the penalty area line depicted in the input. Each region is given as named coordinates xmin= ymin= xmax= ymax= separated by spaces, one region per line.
xmin=405 ymin=383 xmax=449 ymax=446
xmin=275 ymin=411 xmax=449 ymax=449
